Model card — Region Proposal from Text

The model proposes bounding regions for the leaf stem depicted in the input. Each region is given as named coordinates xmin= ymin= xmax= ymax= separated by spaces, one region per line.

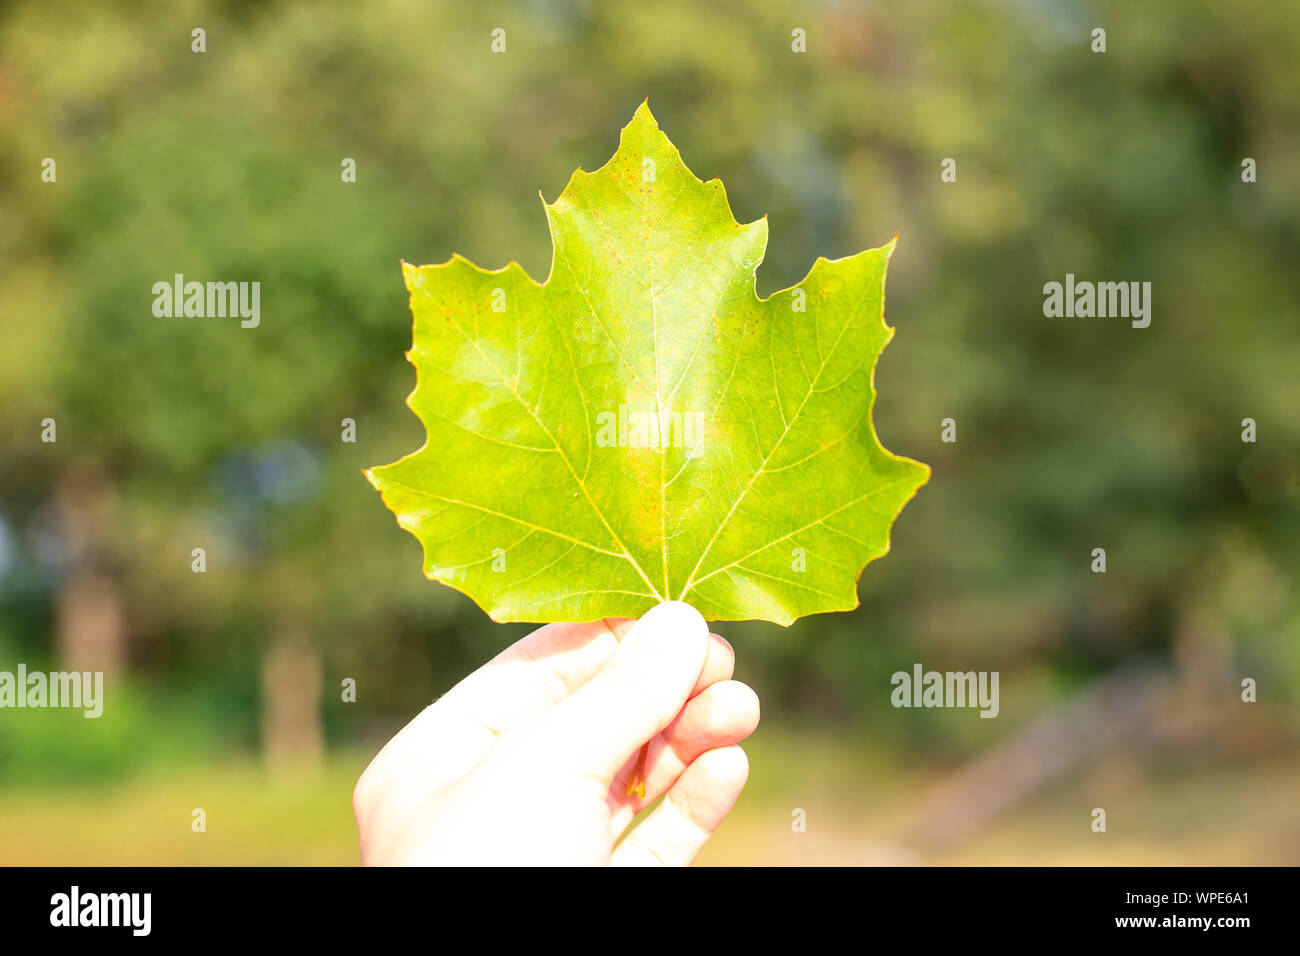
xmin=625 ymin=742 xmax=649 ymax=799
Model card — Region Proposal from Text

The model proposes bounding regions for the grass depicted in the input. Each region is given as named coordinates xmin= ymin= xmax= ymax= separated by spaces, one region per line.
xmin=1 ymin=733 xmax=1295 ymax=865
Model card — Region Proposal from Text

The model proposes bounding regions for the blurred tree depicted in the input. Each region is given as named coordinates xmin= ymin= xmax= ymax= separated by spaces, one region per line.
xmin=0 ymin=0 xmax=1295 ymax=779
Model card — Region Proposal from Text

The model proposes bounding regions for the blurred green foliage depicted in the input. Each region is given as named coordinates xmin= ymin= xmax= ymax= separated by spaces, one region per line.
xmin=0 ymin=0 xmax=1297 ymax=795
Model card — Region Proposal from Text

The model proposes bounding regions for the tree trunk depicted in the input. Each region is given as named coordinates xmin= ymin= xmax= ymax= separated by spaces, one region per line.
xmin=260 ymin=629 xmax=324 ymax=771
xmin=54 ymin=470 xmax=125 ymax=674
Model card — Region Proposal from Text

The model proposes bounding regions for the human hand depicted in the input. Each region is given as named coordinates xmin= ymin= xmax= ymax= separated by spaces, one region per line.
xmin=352 ymin=601 xmax=760 ymax=865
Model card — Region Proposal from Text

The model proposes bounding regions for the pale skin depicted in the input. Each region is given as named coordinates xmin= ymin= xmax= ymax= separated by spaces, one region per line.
xmin=353 ymin=601 xmax=761 ymax=865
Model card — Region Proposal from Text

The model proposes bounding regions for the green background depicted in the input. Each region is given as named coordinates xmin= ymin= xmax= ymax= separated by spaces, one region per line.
xmin=1 ymin=0 xmax=1297 ymax=864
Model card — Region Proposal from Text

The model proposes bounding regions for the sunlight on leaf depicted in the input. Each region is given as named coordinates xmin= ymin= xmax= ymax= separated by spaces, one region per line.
xmin=367 ymin=102 xmax=929 ymax=624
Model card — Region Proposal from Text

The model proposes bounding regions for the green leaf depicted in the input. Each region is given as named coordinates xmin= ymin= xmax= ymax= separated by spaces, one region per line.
xmin=366 ymin=102 xmax=929 ymax=625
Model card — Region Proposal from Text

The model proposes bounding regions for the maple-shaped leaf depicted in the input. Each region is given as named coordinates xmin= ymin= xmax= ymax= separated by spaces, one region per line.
xmin=366 ymin=102 xmax=929 ymax=625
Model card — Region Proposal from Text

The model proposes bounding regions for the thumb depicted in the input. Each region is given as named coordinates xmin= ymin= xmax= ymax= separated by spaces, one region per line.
xmin=523 ymin=601 xmax=710 ymax=786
